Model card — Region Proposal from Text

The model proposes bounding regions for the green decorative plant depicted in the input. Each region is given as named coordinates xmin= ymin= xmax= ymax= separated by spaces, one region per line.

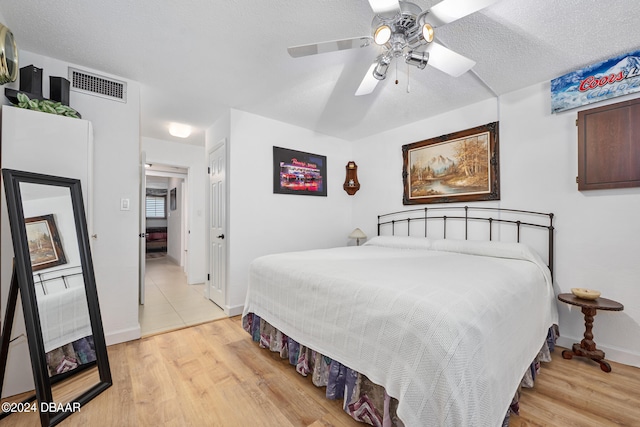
xmin=15 ymin=92 xmax=80 ymax=118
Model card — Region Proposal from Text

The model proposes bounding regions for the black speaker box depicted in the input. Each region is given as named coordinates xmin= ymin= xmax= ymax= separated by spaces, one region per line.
xmin=50 ymin=76 xmax=70 ymax=105
xmin=19 ymin=65 xmax=43 ymax=96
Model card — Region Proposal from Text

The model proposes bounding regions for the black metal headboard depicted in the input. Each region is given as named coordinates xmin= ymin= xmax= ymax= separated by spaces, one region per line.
xmin=33 ymin=265 xmax=83 ymax=295
xmin=377 ymin=206 xmax=555 ymax=278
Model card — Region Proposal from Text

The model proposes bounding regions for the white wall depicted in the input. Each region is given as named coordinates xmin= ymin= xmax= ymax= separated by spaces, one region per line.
xmin=500 ymin=83 xmax=640 ymax=366
xmin=351 ymin=98 xmax=499 ymax=231
xmin=142 ymin=137 xmax=206 ymax=284
xmin=206 ymin=109 xmax=354 ymax=314
xmin=352 ymin=86 xmax=640 ymax=367
xmin=14 ymin=51 xmax=142 ymax=345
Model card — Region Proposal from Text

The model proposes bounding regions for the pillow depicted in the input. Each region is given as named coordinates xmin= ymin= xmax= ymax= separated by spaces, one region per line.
xmin=430 ymin=238 xmax=546 ymax=265
xmin=362 ymin=235 xmax=432 ymax=250
xmin=430 ymin=238 xmax=553 ymax=286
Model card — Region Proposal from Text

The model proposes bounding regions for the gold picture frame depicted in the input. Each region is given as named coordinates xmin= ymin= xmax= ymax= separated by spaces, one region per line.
xmin=402 ymin=122 xmax=500 ymax=205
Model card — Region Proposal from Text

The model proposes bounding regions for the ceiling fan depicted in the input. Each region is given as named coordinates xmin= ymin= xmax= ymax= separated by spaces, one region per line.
xmin=287 ymin=0 xmax=499 ymax=96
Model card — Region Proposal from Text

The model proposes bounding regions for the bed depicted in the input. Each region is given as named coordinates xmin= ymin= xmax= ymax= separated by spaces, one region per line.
xmin=146 ymin=226 xmax=168 ymax=252
xmin=242 ymin=206 xmax=559 ymax=427
xmin=33 ymin=267 xmax=97 ymax=378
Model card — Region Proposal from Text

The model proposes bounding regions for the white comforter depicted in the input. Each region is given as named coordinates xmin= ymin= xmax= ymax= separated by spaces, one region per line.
xmin=243 ymin=237 xmax=558 ymax=427
xmin=37 ymin=286 xmax=92 ymax=353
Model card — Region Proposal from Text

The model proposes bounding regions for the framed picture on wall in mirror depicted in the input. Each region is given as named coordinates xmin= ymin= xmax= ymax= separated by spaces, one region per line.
xmin=273 ymin=146 xmax=327 ymax=196
xmin=402 ymin=122 xmax=500 ymax=205
xmin=170 ymin=187 xmax=177 ymax=210
xmin=25 ymin=214 xmax=67 ymax=271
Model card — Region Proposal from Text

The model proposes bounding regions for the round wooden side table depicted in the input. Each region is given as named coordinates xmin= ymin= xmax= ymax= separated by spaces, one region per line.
xmin=557 ymin=293 xmax=623 ymax=372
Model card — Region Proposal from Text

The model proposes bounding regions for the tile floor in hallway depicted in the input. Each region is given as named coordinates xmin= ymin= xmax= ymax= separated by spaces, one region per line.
xmin=139 ymin=254 xmax=227 ymax=336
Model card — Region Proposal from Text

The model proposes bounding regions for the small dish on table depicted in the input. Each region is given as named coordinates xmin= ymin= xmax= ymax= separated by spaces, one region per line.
xmin=571 ymin=288 xmax=600 ymax=300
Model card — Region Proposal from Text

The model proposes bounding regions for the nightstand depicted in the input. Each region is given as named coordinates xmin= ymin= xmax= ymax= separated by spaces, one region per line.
xmin=557 ymin=293 xmax=623 ymax=372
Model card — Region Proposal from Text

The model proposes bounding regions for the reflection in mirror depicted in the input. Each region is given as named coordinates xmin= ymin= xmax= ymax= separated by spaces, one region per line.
xmin=0 ymin=169 xmax=111 ymax=427
xmin=21 ymin=184 xmax=95 ymax=371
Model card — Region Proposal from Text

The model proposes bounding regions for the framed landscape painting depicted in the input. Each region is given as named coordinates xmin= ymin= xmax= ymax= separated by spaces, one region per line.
xmin=402 ymin=122 xmax=500 ymax=205
xmin=25 ymin=214 xmax=68 ymax=271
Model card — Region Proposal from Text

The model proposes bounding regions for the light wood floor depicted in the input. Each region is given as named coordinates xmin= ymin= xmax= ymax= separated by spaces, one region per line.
xmin=2 ymin=317 xmax=639 ymax=426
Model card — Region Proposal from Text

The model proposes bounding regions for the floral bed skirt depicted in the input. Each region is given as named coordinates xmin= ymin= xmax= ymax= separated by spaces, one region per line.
xmin=243 ymin=313 xmax=557 ymax=427
xmin=45 ymin=335 xmax=96 ymax=377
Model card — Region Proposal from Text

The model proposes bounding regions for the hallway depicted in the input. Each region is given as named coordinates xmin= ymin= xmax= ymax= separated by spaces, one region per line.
xmin=139 ymin=255 xmax=227 ymax=336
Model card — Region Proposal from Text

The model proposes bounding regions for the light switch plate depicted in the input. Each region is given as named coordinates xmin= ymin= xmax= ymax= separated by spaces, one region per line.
xmin=120 ymin=198 xmax=130 ymax=211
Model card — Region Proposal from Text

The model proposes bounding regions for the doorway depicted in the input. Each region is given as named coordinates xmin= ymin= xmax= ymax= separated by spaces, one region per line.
xmin=144 ymin=166 xmax=187 ymax=268
xmin=138 ymin=163 xmax=226 ymax=335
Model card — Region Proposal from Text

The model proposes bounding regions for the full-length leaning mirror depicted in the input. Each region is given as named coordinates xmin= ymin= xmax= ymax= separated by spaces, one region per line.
xmin=0 ymin=169 xmax=111 ymax=427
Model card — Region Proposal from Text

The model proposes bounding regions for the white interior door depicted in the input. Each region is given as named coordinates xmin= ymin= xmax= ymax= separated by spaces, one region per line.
xmin=208 ymin=143 xmax=226 ymax=309
xmin=139 ymin=152 xmax=147 ymax=305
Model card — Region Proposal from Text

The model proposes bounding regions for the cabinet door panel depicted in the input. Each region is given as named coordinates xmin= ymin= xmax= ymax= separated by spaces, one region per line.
xmin=578 ymin=98 xmax=640 ymax=190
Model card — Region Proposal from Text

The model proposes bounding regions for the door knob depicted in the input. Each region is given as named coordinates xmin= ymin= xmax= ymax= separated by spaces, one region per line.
xmin=217 ymin=234 xmax=225 ymax=239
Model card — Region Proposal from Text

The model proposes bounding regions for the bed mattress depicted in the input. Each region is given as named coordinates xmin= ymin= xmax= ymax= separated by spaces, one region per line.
xmin=243 ymin=237 xmax=558 ymax=427
xmin=37 ymin=285 xmax=92 ymax=353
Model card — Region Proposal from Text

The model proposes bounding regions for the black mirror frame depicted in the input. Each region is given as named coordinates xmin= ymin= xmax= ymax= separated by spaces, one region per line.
xmin=1 ymin=168 xmax=111 ymax=427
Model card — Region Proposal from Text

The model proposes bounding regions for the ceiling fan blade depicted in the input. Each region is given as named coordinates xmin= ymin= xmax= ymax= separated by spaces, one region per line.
xmin=425 ymin=42 xmax=476 ymax=77
xmin=428 ymin=0 xmax=500 ymax=26
xmin=288 ymin=37 xmax=372 ymax=58
xmin=355 ymin=63 xmax=380 ymax=96
xmin=368 ymin=0 xmax=400 ymax=17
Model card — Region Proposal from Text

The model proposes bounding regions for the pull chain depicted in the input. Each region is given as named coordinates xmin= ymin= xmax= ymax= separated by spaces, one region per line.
xmin=395 ymin=59 xmax=399 ymax=85
xmin=407 ymin=62 xmax=410 ymax=93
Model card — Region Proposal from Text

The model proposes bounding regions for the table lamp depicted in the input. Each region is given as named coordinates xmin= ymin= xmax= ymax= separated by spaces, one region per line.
xmin=349 ymin=228 xmax=367 ymax=246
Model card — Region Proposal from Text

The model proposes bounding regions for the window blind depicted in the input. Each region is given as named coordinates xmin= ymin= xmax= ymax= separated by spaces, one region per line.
xmin=146 ymin=195 xmax=166 ymax=218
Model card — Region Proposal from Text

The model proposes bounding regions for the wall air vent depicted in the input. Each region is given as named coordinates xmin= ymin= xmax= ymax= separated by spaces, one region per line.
xmin=68 ymin=67 xmax=127 ymax=103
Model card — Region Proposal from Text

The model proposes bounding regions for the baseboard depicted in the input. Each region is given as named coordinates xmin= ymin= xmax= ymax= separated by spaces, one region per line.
xmin=556 ymin=335 xmax=640 ymax=368
xmin=226 ymin=304 xmax=244 ymax=317
xmin=106 ymin=325 xmax=141 ymax=346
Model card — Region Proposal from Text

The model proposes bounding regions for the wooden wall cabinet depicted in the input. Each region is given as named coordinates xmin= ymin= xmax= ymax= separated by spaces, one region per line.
xmin=577 ymin=98 xmax=640 ymax=190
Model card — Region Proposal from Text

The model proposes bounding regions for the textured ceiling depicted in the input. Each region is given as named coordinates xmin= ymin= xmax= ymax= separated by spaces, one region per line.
xmin=1 ymin=0 xmax=639 ymax=144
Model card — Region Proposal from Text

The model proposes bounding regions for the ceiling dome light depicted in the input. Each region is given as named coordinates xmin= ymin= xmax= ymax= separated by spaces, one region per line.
xmin=374 ymin=25 xmax=392 ymax=45
xmin=169 ymin=122 xmax=192 ymax=138
xmin=421 ymin=23 xmax=434 ymax=43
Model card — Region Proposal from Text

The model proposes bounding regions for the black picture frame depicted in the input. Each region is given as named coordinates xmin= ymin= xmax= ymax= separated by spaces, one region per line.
xmin=273 ymin=146 xmax=327 ymax=197
xmin=170 ymin=188 xmax=177 ymax=211
xmin=1 ymin=169 xmax=111 ymax=427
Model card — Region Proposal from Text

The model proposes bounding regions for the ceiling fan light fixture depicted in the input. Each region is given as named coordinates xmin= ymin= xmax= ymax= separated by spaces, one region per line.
xmin=373 ymin=55 xmax=391 ymax=80
xmin=405 ymin=51 xmax=429 ymax=70
xmin=373 ymin=24 xmax=392 ymax=45
xmin=421 ymin=23 xmax=434 ymax=43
